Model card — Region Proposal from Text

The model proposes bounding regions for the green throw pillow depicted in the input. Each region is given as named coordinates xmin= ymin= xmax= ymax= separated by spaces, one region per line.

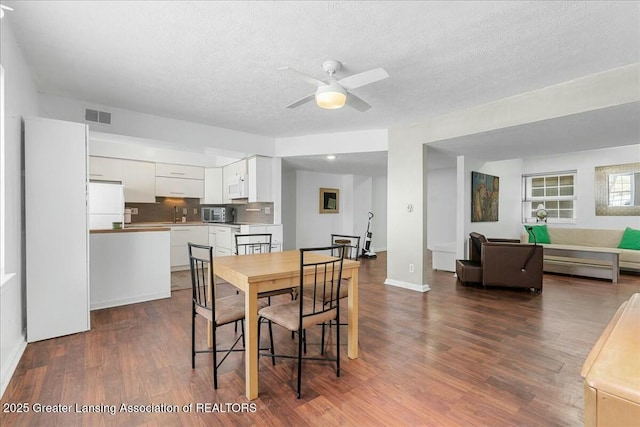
xmin=618 ymin=227 xmax=640 ymax=250
xmin=524 ymin=225 xmax=551 ymax=244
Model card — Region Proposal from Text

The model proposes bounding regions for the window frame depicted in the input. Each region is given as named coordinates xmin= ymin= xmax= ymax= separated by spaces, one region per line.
xmin=522 ymin=170 xmax=577 ymax=224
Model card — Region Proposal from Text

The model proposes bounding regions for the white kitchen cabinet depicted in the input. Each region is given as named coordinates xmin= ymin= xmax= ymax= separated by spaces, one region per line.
xmin=211 ymin=224 xmax=240 ymax=256
xmin=170 ymin=225 xmax=208 ymax=271
xmin=89 ymin=156 xmax=156 ymax=203
xmin=156 ymin=176 xmax=204 ymax=198
xmin=222 ymin=159 xmax=247 ymax=202
xmin=89 ymin=156 xmax=122 ymax=182
xmin=247 ymin=156 xmax=273 ymax=202
xmin=121 ymin=159 xmax=156 ymax=203
xmin=26 ymin=118 xmax=90 ymax=342
xmin=239 ymin=224 xmax=283 ymax=252
xmin=156 ymin=163 xmax=204 ymax=180
xmin=204 ymin=167 xmax=223 ymax=204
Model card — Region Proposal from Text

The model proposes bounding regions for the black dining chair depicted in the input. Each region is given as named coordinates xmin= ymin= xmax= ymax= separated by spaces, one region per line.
xmin=257 ymin=244 xmax=345 ymax=398
xmin=188 ymin=242 xmax=269 ymax=389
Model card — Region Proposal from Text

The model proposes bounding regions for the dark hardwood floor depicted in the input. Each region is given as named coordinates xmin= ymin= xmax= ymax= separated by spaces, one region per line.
xmin=2 ymin=252 xmax=639 ymax=426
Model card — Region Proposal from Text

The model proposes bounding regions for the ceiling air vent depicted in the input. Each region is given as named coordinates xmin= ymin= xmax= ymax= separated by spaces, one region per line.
xmin=85 ymin=108 xmax=111 ymax=125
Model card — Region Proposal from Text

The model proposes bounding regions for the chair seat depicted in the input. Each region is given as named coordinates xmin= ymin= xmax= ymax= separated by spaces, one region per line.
xmin=259 ymin=298 xmax=337 ymax=331
xmin=196 ymin=294 xmax=267 ymax=326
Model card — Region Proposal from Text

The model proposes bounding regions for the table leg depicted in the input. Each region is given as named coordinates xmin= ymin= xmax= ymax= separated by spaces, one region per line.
xmin=612 ymin=253 xmax=619 ymax=284
xmin=347 ymin=268 xmax=359 ymax=359
xmin=245 ymin=285 xmax=259 ymax=400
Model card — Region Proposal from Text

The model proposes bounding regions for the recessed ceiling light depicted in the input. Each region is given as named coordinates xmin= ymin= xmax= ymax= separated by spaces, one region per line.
xmin=326 ymin=155 xmax=336 ymax=160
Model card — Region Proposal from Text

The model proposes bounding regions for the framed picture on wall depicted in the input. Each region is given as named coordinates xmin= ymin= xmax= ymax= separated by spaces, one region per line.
xmin=471 ymin=171 xmax=499 ymax=222
xmin=319 ymin=188 xmax=339 ymax=213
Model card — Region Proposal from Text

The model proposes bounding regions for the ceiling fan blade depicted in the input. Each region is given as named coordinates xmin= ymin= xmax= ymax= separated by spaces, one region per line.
xmin=345 ymin=93 xmax=372 ymax=112
xmin=279 ymin=67 xmax=326 ymax=87
xmin=285 ymin=93 xmax=316 ymax=109
xmin=338 ymin=68 xmax=389 ymax=91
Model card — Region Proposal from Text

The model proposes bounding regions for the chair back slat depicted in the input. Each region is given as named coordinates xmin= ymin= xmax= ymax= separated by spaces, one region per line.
xmin=330 ymin=234 xmax=360 ymax=260
xmin=298 ymin=245 xmax=345 ymax=324
xmin=188 ymin=243 xmax=214 ymax=313
xmin=235 ymin=233 xmax=272 ymax=255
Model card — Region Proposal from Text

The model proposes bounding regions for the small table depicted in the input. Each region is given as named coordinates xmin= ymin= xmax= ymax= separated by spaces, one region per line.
xmin=542 ymin=244 xmax=622 ymax=283
xmin=212 ymin=250 xmax=360 ymax=400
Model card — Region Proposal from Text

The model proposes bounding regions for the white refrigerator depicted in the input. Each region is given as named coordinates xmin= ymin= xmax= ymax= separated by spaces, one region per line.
xmin=89 ymin=182 xmax=125 ymax=229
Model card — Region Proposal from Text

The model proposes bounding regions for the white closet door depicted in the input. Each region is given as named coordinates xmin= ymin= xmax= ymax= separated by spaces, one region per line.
xmin=25 ymin=117 xmax=90 ymax=342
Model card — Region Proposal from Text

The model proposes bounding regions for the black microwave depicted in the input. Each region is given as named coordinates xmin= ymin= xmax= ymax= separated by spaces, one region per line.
xmin=201 ymin=206 xmax=234 ymax=223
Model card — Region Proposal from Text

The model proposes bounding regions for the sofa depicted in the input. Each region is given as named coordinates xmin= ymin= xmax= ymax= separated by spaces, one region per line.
xmin=520 ymin=227 xmax=640 ymax=276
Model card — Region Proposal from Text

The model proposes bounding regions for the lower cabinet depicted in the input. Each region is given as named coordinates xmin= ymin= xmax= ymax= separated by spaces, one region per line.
xmin=170 ymin=225 xmax=208 ymax=271
xmin=210 ymin=225 xmax=240 ymax=256
xmin=239 ymin=224 xmax=283 ymax=252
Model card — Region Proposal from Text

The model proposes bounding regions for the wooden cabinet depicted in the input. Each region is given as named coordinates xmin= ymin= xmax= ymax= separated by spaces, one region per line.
xmin=170 ymin=225 xmax=208 ymax=271
xmin=581 ymin=293 xmax=640 ymax=427
xmin=156 ymin=163 xmax=204 ymax=180
xmin=247 ymin=156 xmax=273 ymax=202
xmin=89 ymin=156 xmax=155 ymax=203
xmin=156 ymin=176 xmax=204 ymax=198
xmin=204 ymin=167 xmax=223 ymax=204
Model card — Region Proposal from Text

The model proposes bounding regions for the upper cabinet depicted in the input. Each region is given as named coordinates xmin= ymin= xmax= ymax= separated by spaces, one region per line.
xmin=89 ymin=156 xmax=155 ymax=203
xmin=89 ymin=156 xmax=121 ymax=182
xmin=155 ymin=163 xmax=204 ymax=198
xmin=155 ymin=163 xmax=204 ymax=180
xmin=222 ymin=159 xmax=248 ymax=202
xmin=247 ymin=156 xmax=273 ymax=203
xmin=204 ymin=168 xmax=223 ymax=204
xmin=121 ymin=159 xmax=156 ymax=203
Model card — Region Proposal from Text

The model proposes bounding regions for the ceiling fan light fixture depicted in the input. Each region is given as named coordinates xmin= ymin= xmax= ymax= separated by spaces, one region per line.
xmin=315 ymin=83 xmax=346 ymax=109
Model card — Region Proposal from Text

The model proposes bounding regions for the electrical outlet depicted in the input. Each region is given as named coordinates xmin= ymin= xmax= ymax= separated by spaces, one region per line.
xmin=265 ymin=207 xmax=271 ymax=214
xmin=183 ymin=208 xmax=188 ymax=215
xmin=193 ymin=208 xmax=198 ymax=215
xmin=409 ymin=263 xmax=415 ymax=273
xmin=131 ymin=208 xmax=138 ymax=215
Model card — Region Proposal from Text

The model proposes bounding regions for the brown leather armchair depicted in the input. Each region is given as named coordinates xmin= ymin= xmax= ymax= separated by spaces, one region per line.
xmin=456 ymin=232 xmax=543 ymax=293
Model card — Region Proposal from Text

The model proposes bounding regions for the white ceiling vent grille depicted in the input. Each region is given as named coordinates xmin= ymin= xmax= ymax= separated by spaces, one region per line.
xmin=85 ymin=108 xmax=111 ymax=125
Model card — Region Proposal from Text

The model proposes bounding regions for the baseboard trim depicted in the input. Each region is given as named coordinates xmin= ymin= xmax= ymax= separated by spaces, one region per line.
xmin=90 ymin=291 xmax=171 ymax=310
xmin=1 ymin=336 xmax=27 ymax=399
xmin=384 ymin=278 xmax=431 ymax=292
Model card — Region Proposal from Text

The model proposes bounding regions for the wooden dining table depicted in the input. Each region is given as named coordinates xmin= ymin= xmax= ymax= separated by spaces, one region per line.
xmin=212 ymin=250 xmax=360 ymax=400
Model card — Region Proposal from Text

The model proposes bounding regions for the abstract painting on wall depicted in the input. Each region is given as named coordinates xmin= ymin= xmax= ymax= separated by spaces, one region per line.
xmin=471 ymin=171 xmax=499 ymax=222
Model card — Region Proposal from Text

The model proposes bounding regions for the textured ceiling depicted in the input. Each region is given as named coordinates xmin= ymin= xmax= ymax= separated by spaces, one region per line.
xmin=3 ymin=1 xmax=639 ymax=172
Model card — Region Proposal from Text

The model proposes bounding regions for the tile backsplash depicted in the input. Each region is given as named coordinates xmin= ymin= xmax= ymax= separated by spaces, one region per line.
xmin=125 ymin=198 xmax=275 ymax=224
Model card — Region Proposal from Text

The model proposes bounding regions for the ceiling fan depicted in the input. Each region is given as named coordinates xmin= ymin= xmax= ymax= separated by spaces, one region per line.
xmin=280 ymin=60 xmax=389 ymax=112
xmin=0 ymin=4 xmax=13 ymax=18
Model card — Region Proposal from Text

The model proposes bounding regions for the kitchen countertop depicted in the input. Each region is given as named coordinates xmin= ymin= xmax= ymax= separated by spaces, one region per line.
xmin=90 ymin=227 xmax=170 ymax=233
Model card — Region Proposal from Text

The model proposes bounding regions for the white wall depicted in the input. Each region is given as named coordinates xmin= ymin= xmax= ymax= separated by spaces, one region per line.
xmin=294 ymin=170 xmax=377 ymax=249
xmin=462 ymin=157 xmax=525 ymax=242
xmin=281 ymin=167 xmax=297 ymax=250
xmin=275 ymin=129 xmax=387 ymax=157
xmin=427 ymin=167 xmax=457 ymax=248
xmin=39 ymin=93 xmax=275 ymax=157
xmin=0 ymin=19 xmax=39 ymax=398
xmin=522 ymin=145 xmax=640 ymax=230
xmin=371 ymin=176 xmax=388 ymax=252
